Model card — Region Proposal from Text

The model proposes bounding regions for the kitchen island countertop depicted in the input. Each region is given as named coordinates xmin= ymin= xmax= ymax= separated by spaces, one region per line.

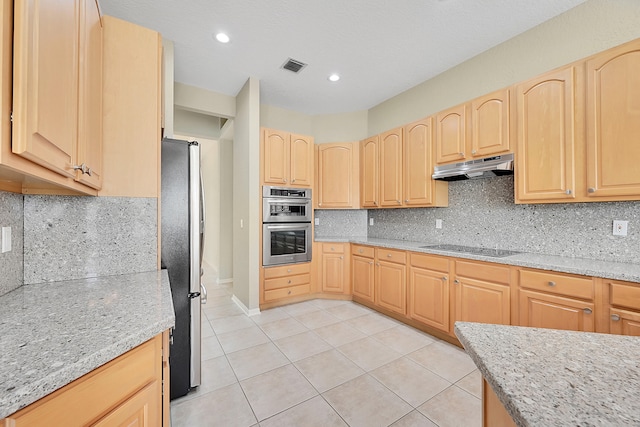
xmin=315 ymin=236 xmax=640 ymax=283
xmin=0 ymin=270 xmax=175 ymax=419
xmin=454 ymin=322 xmax=640 ymax=426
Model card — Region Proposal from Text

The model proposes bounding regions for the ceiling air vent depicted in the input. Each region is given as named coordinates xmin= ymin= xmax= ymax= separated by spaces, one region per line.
xmin=281 ymin=58 xmax=307 ymax=74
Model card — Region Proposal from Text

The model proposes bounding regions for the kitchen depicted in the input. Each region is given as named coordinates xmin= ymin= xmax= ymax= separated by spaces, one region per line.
xmin=1 ymin=0 xmax=640 ymax=426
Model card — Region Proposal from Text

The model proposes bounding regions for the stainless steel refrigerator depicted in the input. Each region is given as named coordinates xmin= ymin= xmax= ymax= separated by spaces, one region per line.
xmin=161 ymin=137 xmax=206 ymax=399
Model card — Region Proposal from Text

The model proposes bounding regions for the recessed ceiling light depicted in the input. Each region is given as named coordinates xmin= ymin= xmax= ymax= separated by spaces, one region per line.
xmin=215 ymin=33 xmax=230 ymax=43
xmin=328 ymin=73 xmax=340 ymax=82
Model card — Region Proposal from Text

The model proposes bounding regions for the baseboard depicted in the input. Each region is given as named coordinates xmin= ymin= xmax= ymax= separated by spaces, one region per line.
xmin=232 ymin=294 xmax=260 ymax=316
xmin=217 ymin=278 xmax=233 ymax=285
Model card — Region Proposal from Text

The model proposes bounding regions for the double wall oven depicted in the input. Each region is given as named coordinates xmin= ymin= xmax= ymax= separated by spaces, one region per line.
xmin=262 ymin=186 xmax=312 ymax=266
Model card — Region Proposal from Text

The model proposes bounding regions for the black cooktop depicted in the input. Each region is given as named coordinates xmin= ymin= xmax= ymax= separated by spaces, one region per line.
xmin=419 ymin=244 xmax=521 ymax=258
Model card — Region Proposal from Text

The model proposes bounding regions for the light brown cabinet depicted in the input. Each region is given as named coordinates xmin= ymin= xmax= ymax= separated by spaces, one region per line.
xmin=2 ymin=333 xmax=166 ymax=426
xmin=603 ymin=279 xmax=640 ymax=336
xmin=360 ymin=136 xmax=379 ymax=208
xmin=379 ymin=127 xmax=404 ymax=207
xmin=351 ymin=244 xmax=375 ymax=302
xmin=408 ymin=252 xmax=450 ymax=333
xmin=315 ymin=142 xmax=359 ymax=208
xmin=435 ymin=104 xmax=467 ymax=164
xmin=320 ymin=243 xmax=350 ymax=294
xmin=585 ymin=39 xmax=640 ymax=201
xmin=263 ymin=262 xmax=311 ymax=303
xmin=404 ymin=117 xmax=448 ymax=207
xmin=262 ymin=128 xmax=313 ymax=188
xmin=375 ymin=248 xmax=407 ymax=315
xmin=452 ymin=260 xmax=512 ymax=328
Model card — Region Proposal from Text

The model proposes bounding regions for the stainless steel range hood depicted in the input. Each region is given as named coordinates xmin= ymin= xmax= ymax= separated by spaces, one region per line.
xmin=432 ymin=153 xmax=514 ymax=181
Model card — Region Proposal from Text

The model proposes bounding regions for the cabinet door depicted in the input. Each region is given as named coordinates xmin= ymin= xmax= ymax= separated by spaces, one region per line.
xmin=519 ymin=289 xmax=594 ymax=332
xmin=435 ymin=104 xmax=467 ymax=164
xmin=12 ymin=0 xmax=79 ymax=178
xmin=290 ymin=133 xmax=313 ymax=187
xmin=352 ymin=255 xmax=374 ymax=302
xmin=317 ymin=143 xmax=356 ymax=208
xmin=404 ymin=118 xmax=434 ymax=206
xmin=471 ymin=89 xmax=510 ymax=157
xmin=515 ymin=67 xmax=578 ymax=202
xmin=454 ymin=277 xmax=510 ymax=326
xmin=375 ymin=260 xmax=406 ymax=315
xmin=360 ymin=136 xmax=379 ymax=208
xmin=586 ymin=40 xmax=640 ymax=199
xmin=409 ymin=266 xmax=449 ymax=333
xmin=263 ymin=128 xmax=289 ymax=185
xmin=93 ymin=381 xmax=160 ymax=427
xmin=379 ymin=127 xmax=403 ymax=207
xmin=609 ymin=308 xmax=640 ymax=336
xmin=76 ymin=0 xmax=102 ymax=189
xmin=321 ymin=243 xmax=347 ymax=294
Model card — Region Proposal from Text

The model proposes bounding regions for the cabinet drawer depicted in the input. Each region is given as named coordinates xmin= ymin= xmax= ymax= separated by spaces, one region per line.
xmin=264 ymin=273 xmax=310 ymax=291
xmin=376 ymin=248 xmax=406 ymax=264
xmin=323 ymin=243 xmax=345 ymax=254
xmin=410 ymin=252 xmax=449 ymax=272
xmin=264 ymin=283 xmax=310 ymax=301
xmin=519 ymin=269 xmax=594 ymax=300
xmin=352 ymin=245 xmax=375 ymax=258
xmin=456 ymin=260 xmax=511 ymax=285
xmin=264 ymin=262 xmax=311 ymax=279
xmin=610 ymin=281 xmax=640 ymax=311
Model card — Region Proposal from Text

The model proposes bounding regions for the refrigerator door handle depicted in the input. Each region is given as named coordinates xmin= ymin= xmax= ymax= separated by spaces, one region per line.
xmin=200 ymin=283 xmax=207 ymax=304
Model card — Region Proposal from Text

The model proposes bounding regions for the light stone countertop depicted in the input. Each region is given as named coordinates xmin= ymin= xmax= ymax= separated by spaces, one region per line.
xmin=314 ymin=236 xmax=640 ymax=283
xmin=0 ymin=270 xmax=175 ymax=419
xmin=454 ymin=322 xmax=640 ymax=426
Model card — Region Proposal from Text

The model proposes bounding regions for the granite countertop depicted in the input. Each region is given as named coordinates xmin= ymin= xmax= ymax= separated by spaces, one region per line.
xmin=454 ymin=322 xmax=640 ymax=426
xmin=314 ymin=236 xmax=640 ymax=283
xmin=0 ymin=270 xmax=175 ymax=419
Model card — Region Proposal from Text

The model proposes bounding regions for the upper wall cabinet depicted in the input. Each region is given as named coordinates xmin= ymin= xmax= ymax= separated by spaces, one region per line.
xmin=12 ymin=0 xmax=102 ymax=190
xmin=360 ymin=135 xmax=379 ymax=207
xmin=435 ymin=90 xmax=511 ymax=165
xmin=586 ymin=39 xmax=640 ymax=200
xmin=515 ymin=66 xmax=581 ymax=203
xmin=315 ymin=142 xmax=359 ymax=209
xmin=262 ymin=128 xmax=313 ymax=188
xmin=379 ymin=127 xmax=403 ymax=207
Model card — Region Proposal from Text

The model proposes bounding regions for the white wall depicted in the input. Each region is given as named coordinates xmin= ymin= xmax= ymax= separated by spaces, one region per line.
xmin=218 ymin=138 xmax=234 ymax=281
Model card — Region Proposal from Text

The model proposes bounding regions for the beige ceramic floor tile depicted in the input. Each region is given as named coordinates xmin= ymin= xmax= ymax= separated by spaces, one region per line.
xmin=202 ymin=294 xmax=235 ymax=309
xmin=259 ymin=317 xmax=308 ymax=341
xmin=313 ymin=321 xmax=367 ymax=348
xmin=281 ymin=300 xmax=322 ymax=316
xmin=204 ymin=303 xmax=245 ymax=320
xmin=294 ymin=309 xmax=341 ymax=329
xmin=274 ymin=331 xmax=332 ymax=362
xmin=338 ymin=336 xmax=402 ymax=371
xmin=210 ymin=314 xmax=255 ymax=334
xmin=169 ymin=355 xmax=239 ymax=403
xmin=370 ymin=357 xmax=451 ymax=407
xmin=206 ymin=287 xmax=233 ymax=298
xmin=294 ymin=349 xmax=365 ymax=393
xmin=201 ymin=335 xmax=224 ymax=361
xmin=170 ymin=383 xmax=256 ymax=427
xmin=326 ymin=302 xmax=373 ymax=320
xmin=322 ymin=374 xmax=412 ymax=427
xmin=259 ymin=396 xmax=348 ymax=427
xmin=408 ymin=341 xmax=477 ymax=383
xmin=390 ymin=410 xmax=438 ymax=427
xmin=347 ymin=312 xmax=398 ymax=335
xmin=371 ymin=324 xmax=436 ymax=355
xmin=226 ymin=342 xmax=289 ymax=381
xmin=309 ymin=298 xmax=351 ymax=310
xmin=217 ymin=325 xmax=270 ymax=353
xmin=456 ymin=369 xmax=482 ymax=399
xmin=201 ymin=320 xmax=215 ymax=338
xmin=418 ymin=385 xmax=482 ymax=427
xmin=240 ymin=364 xmax=318 ymax=421
xmin=249 ymin=307 xmax=291 ymax=325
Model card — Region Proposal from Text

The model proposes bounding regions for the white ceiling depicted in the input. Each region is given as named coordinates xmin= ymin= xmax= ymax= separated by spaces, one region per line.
xmin=99 ymin=0 xmax=587 ymax=116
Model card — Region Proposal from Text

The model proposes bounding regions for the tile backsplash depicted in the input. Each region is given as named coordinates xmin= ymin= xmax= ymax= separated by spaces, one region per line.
xmin=369 ymin=176 xmax=640 ymax=264
xmin=23 ymin=195 xmax=157 ymax=284
xmin=0 ymin=191 xmax=24 ymax=296
xmin=314 ymin=209 xmax=368 ymax=238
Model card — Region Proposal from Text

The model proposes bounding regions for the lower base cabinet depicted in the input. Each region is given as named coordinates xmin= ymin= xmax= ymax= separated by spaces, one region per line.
xmin=3 ymin=332 xmax=168 ymax=426
xmin=483 ymin=379 xmax=516 ymax=427
xmin=263 ymin=263 xmax=311 ymax=302
xmin=351 ymin=245 xmax=375 ymax=302
xmin=320 ymin=243 xmax=350 ymax=294
xmin=408 ymin=253 xmax=450 ymax=333
xmin=519 ymin=289 xmax=595 ymax=332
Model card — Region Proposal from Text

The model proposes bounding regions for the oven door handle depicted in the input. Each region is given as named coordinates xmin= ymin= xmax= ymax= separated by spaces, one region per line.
xmin=264 ymin=199 xmax=311 ymax=207
xmin=264 ymin=223 xmax=310 ymax=230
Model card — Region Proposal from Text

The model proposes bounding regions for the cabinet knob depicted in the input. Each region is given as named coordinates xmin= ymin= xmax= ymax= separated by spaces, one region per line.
xmin=405 ymin=199 xmax=409 ymax=203
xmin=471 ymin=150 xmax=477 ymax=155
xmin=374 ymin=201 xmax=378 ymax=206
xmin=548 ymin=281 xmax=556 ymax=287
xmin=331 ymin=247 xmax=335 ymax=251
xmin=359 ymin=249 xmax=364 ymax=253
xmin=387 ymin=254 xmax=392 ymax=258
xmin=376 ymin=262 xmax=380 ymax=266
xmin=459 ymin=152 xmax=464 ymax=157
xmin=369 ymin=261 xmax=373 ymax=265
xmin=288 ymin=279 xmax=291 ymax=284
xmin=397 ymin=200 xmax=401 ymax=204
xmin=292 ymin=179 xmax=296 ymax=183
xmin=339 ymin=256 xmax=343 ymax=260
xmin=72 ymin=163 xmax=92 ymax=175
xmin=454 ymin=279 xmax=460 ymax=284
xmin=282 ymin=178 xmax=287 ymax=183
xmin=441 ymin=276 xmax=447 ymax=281
xmin=565 ymin=189 xmax=572 ymax=195
xmin=611 ymin=314 xmax=621 ymax=321
xmin=583 ymin=308 xmax=593 ymax=315
xmin=319 ymin=203 xmax=322 ymax=206
xmin=588 ymin=187 xmax=596 ymax=194
xmin=288 ymin=290 xmax=292 ymax=295
xmin=287 ymin=268 xmax=291 ymax=273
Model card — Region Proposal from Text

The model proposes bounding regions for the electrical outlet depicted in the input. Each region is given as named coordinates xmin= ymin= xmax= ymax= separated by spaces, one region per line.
xmin=369 ymin=218 xmax=374 ymax=226
xmin=1 ymin=226 xmax=11 ymax=253
xmin=613 ymin=220 xmax=628 ymax=236
xmin=435 ymin=219 xmax=443 ymax=229
xmin=314 ymin=217 xmax=319 ymax=226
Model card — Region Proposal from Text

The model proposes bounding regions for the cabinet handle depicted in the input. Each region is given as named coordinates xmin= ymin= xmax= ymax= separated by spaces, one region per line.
xmin=282 ymin=179 xmax=287 ymax=183
xmin=405 ymin=199 xmax=409 ymax=203
xmin=459 ymin=152 xmax=464 ymax=157
xmin=397 ymin=200 xmax=401 ymax=204
xmin=288 ymin=280 xmax=291 ymax=284
xmin=339 ymin=256 xmax=343 ymax=260
xmin=72 ymin=163 xmax=92 ymax=175
xmin=611 ymin=314 xmax=621 ymax=321
xmin=565 ymin=189 xmax=572 ymax=195
xmin=441 ymin=276 xmax=447 ymax=281
xmin=359 ymin=249 xmax=364 ymax=253
xmin=288 ymin=290 xmax=292 ymax=295
xmin=588 ymin=187 xmax=596 ymax=194
xmin=387 ymin=254 xmax=392 ymax=258
xmin=376 ymin=262 xmax=380 ymax=266
xmin=319 ymin=203 xmax=322 ymax=206
xmin=287 ymin=268 xmax=292 ymax=273
xmin=471 ymin=150 xmax=477 ymax=155
xmin=583 ymin=308 xmax=593 ymax=315
xmin=369 ymin=261 xmax=373 ymax=265
xmin=373 ymin=201 xmax=378 ymax=206
xmin=548 ymin=281 xmax=556 ymax=287
xmin=454 ymin=279 xmax=460 ymax=284
xmin=292 ymin=179 xmax=296 ymax=183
